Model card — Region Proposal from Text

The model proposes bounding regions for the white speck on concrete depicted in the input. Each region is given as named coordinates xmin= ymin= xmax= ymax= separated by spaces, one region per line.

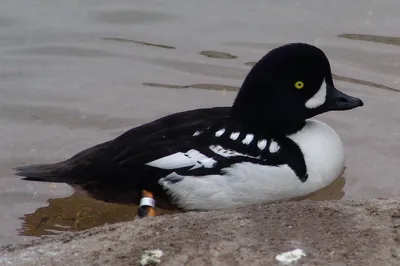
xmin=275 ymin=248 xmax=305 ymax=264
xmin=140 ymin=249 xmax=163 ymax=266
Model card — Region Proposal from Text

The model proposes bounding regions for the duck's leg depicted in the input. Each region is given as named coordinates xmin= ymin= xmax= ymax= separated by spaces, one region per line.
xmin=137 ymin=190 xmax=156 ymax=218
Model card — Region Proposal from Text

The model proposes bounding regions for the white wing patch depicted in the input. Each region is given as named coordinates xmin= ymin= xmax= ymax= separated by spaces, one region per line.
xmin=209 ymin=145 xmax=260 ymax=159
xmin=215 ymin=128 xmax=226 ymax=137
xmin=269 ymin=141 xmax=280 ymax=153
xmin=257 ymin=139 xmax=267 ymax=150
xmin=146 ymin=136 xmax=280 ymax=172
xmin=146 ymin=149 xmax=216 ymax=170
xmin=193 ymin=130 xmax=202 ymax=136
xmin=242 ymin=134 xmax=254 ymax=144
xmin=230 ymin=132 xmax=240 ymax=140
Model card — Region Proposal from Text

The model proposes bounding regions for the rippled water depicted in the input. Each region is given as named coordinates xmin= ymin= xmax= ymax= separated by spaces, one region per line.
xmin=1 ymin=0 xmax=400 ymax=245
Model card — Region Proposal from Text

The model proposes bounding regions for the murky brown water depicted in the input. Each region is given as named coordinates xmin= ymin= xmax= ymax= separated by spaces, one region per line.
xmin=20 ymin=191 xmax=179 ymax=237
xmin=1 ymin=0 xmax=400 ymax=245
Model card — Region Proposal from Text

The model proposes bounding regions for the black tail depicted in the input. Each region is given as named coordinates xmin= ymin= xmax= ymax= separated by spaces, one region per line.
xmin=14 ymin=162 xmax=70 ymax=183
xmin=14 ymin=140 xmax=114 ymax=184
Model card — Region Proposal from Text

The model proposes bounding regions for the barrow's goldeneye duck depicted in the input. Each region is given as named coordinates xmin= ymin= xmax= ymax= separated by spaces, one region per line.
xmin=14 ymin=43 xmax=363 ymax=218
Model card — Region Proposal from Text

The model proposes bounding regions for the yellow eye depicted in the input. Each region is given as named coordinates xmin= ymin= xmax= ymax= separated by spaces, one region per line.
xmin=294 ymin=81 xmax=304 ymax=89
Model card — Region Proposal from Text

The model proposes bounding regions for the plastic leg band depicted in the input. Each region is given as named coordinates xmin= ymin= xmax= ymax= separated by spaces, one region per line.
xmin=138 ymin=190 xmax=156 ymax=218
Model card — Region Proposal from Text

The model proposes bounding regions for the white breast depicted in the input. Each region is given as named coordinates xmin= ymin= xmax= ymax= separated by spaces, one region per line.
xmin=159 ymin=119 xmax=345 ymax=211
xmin=288 ymin=119 xmax=345 ymax=189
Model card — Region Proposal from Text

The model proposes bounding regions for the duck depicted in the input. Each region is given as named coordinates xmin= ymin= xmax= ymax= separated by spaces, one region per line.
xmin=14 ymin=43 xmax=363 ymax=218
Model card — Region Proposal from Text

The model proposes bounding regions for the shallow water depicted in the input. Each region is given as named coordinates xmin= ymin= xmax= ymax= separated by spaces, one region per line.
xmin=1 ymin=0 xmax=400 ymax=245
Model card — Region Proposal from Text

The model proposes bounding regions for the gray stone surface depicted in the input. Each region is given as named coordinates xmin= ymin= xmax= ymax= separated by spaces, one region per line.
xmin=1 ymin=198 xmax=400 ymax=265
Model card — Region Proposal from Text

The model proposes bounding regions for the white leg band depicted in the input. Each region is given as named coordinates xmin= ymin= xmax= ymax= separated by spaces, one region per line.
xmin=140 ymin=197 xmax=155 ymax=208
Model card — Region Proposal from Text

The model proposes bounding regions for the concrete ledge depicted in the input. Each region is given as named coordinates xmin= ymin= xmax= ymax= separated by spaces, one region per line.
xmin=1 ymin=198 xmax=400 ymax=266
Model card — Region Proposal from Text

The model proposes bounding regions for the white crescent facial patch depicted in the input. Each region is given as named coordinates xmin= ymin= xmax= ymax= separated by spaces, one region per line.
xmin=305 ymin=79 xmax=327 ymax=109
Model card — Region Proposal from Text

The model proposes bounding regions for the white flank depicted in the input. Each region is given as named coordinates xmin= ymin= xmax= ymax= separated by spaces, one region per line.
xmin=242 ymin=134 xmax=254 ymax=144
xmin=305 ymin=79 xmax=327 ymax=109
xmin=160 ymin=163 xmax=302 ymax=210
xmin=275 ymin=249 xmax=305 ymax=264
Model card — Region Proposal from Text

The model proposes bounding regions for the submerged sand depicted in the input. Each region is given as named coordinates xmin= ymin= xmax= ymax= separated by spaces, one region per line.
xmin=1 ymin=198 xmax=400 ymax=265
